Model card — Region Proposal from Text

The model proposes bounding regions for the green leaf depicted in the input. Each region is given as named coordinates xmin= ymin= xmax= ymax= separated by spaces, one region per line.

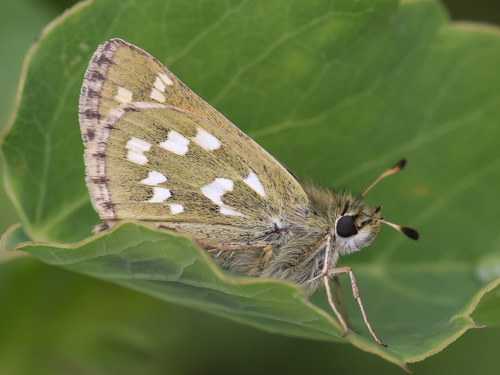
xmin=12 ymin=220 xmax=411 ymax=366
xmin=0 ymin=223 xmax=30 ymax=251
xmin=0 ymin=0 xmax=61 ymax=235
xmin=1 ymin=0 xmax=500 ymax=368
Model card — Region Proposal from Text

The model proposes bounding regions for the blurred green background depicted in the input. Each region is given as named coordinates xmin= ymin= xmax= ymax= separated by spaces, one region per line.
xmin=1 ymin=0 xmax=499 ymax=374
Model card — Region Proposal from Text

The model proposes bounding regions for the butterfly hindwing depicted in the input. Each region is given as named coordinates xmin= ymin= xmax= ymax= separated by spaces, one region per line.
xmin=88 ymin=102 xmax=308 ymax=230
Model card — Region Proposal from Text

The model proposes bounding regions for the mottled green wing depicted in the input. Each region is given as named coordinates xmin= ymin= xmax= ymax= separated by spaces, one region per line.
xmin=84 ymin=102 xmax=308 ymax=232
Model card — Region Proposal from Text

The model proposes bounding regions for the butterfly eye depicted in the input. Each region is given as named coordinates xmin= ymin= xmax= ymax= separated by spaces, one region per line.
xmin=336 ymin=215 xmax=358 ymax=238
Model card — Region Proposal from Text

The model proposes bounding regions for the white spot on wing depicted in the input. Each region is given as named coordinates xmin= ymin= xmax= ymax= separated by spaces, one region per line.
xmin=147 ymin=187 xmax=171 ymax=203
xmin=201 ymin=178 xmax=245 ymax=217
xmin=159 ymin=131 xmax=190 ymax=155
xmin=153 ymin=76 xmax=166 ymax=92
xmin=126 ymin=137 xmax=151 ymax=165
xmin=115 ymin=86 xmax=133 ymax=104
xmin=169 ymin=203 xmax=184 ymax=215
xmin=220 ymin=206 xmax=245 ymax=217
xmin=127 ymin=152 xmax=147 ymax=165
xmin=192 ymin=128 xmax=220 ymax=151
xmin=141 ymin=171 xmax=167 ymax=186
xmin=201 ymin=178 xmax=233 ymax=205
xmin=159 ymin=73 xmax=173 ymax=86
xmin=243 ymin=170 xmax=265 ymax=197
xmin=150 ymin=87 xmax=166 ymax=103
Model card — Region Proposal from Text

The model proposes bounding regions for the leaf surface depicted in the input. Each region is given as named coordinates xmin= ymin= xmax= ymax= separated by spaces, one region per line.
xmin=2 ymin=0 xmax=500 ymax=367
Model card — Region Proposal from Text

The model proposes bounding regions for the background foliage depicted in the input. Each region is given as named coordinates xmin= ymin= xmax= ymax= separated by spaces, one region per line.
xmin=1 ymin=0 xmax=499 ymax=374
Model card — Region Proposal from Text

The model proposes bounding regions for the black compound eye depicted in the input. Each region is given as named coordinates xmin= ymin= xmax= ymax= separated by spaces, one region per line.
xmin=336 ymin=216 xmax=358 ymax=238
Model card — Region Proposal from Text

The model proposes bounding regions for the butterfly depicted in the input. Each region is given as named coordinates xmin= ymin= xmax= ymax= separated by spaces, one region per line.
xmin=79 ymin=38 xmax=418 ymax=346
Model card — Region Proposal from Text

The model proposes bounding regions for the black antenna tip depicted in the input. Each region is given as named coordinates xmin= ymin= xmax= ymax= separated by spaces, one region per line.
xmin=393 ymin=159 xmax=406 ymax=170
xmin=401 ymin=226 xmax=419 ymax=240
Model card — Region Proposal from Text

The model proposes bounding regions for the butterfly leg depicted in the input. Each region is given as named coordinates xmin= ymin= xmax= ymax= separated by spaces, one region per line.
xmin=304 ymin=236 xmax=351 ymax=336
xmin=323 ymin=273 xmax=349 ymax=337
xmin=332 ymin=276 xmax=360 ymax=334
xmin=317 ymin=235 xmax=350 ymax=337
xmin=327 ymin=266 xmax=387 ymax=347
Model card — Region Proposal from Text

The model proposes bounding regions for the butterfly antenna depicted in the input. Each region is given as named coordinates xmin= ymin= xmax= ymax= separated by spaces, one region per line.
xmin=361 ymin=212 xmax=419 ymax=240
xmin=361 ymin=159 xmax=406 ymax=197
xmin=358 ymin=160 xmax=418 ymax=239
xmin=379 ymin=218 xmax=419 ymax=240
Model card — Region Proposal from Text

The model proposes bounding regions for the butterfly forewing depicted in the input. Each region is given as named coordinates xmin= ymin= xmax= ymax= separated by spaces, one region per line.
xmin=79 ymin=39 xmax=309 ymax=233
